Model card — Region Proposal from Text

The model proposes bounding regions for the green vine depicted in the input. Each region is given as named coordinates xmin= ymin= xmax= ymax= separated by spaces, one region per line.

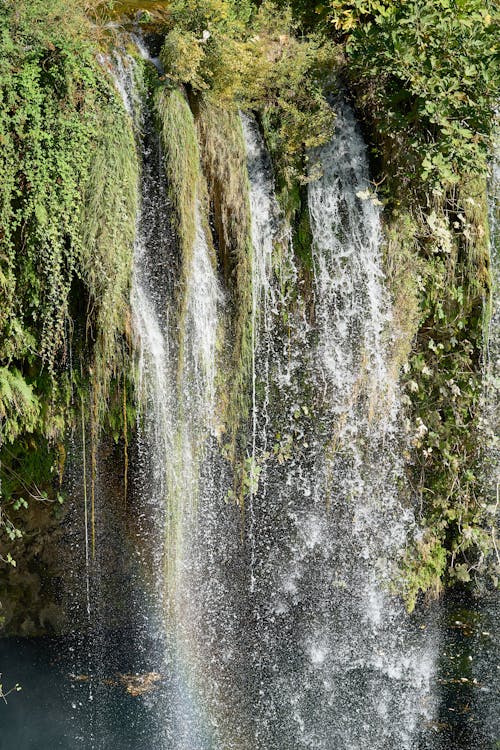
xmin=0 ymin=0 xmax=138 ymax=565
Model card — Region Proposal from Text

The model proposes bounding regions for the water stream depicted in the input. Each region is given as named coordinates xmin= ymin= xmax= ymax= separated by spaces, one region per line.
xmin=236 ymin=98 xmax=437 ymax=750
xmin=120 ymin=45 xmax=225 ymax=748
xmin=106 ymin=68 xmax=438 ymax=748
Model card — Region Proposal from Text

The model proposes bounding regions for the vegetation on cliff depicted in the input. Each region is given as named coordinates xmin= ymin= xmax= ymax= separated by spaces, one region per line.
xmin=0 ymin=0 xmax=138 ymax=569
xmin=0 ymin=0 xmax=498 ymax=616
xmin=154 ymin=0 xmax=499 ymax=605
xmin=312 ymin=0 xmax=498 ymax=605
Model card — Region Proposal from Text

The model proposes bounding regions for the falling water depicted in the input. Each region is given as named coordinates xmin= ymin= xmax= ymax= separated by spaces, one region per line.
xmin=309 ymin=102 xmax=391 ymax=415
xmin=241 ymin=113 xmax=278 ymax=327
xmin=240 ymin=100 xmax=437 ymax=749
xmin=106 ymin=55 xmax=439 ymax=748
xmin=307 ymin=99 xmax=407 ymax=614
xmin=112 ymin=42 xmax=227 ymax=748
xmin=306 ymin=100 xmax=436 ymax=748
xmin=5 ymin=19 xmax=497 ymax=750
xmin=109 ymin=48 xmax=174 ymax=645
xmin=241 ymin=112 xmax=281 ymax=592
xmin=179 ymin=200 xmax=222 ymax=428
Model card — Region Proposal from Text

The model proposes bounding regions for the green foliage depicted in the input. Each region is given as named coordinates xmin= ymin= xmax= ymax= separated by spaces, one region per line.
xmin=0 ymin=0 xmax=496 ymax=613
xmin=166 ymin=0 xmax=254 ymax=33
xmin=384 ymin=179 xmax=493 ymax=606
xmin=0 ymin=0 xmax=138 ymax=561
xmin=162 ymin=28 xmax=208 ymax=92
xmin=382 ymin=211 xmax=424 ymax=379
xmin=0 ymin=368 xmax=40 ymax=444
xmin=194 ymin=99 xmax=254 ymax=457
xmin=0 ymin=0 xmax=137 ymax=383
xmin=159 ymin=0 xmax=337 ymax=185
xmin=293 ymin=0 xmax=499 ymax=604
xmin=155 ymin=87 xmax=201 ymax=279
xmin=401 ymin=532 xmax=447 ymax=613
xmin=325 ymin=0 xmax=499 ymax=190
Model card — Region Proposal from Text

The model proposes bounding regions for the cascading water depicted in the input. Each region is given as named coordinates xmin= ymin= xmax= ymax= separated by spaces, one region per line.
xmin=2 ymin=14 xmax=497 ymax=750
xmin=240 ymin=99 xmax=437 ymax=749
xmin=93 ymin=56 xmax=439 ymax=749
xmin=309 ymin=102 xmax=390 ymax=415
xmin=305 ymin=100 xmax=436 ymax=748
xmin=241 ymin=112 xmax=281 ymax=591
xmin=110 ymin=44 xmax=224 ymax=748
xmin=107 ymin=45 xmax=178 ymax=748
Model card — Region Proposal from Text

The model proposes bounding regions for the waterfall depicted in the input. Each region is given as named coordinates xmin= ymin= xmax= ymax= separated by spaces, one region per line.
xmin=309 ymin=102 xmax=390 ymax=414
xmin=109 ymin=56 xmax=437 ymax=749
xmin=241 ymin=113 xmax=278 ymax=328
xmin=3 ymin=11 xmax=498 ymax=750
xmin=180 ymin=200 xmax=222 ymax=428
xmin=240 ymin=100 xmax=437 ymax=749
xmin=305 ymin=101 xmax=436 ymax=748
xmin=110 ymin=45 xmax=225 ymax=747
xmin=105 ymin=45 xmax=177 ymax=645
xmin=307 ymin=100 xmax=407 ymax=613
xmin=241 ymin=112 xmax=280 ymax=591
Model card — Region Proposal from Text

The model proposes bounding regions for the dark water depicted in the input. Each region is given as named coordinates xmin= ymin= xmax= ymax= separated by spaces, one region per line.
xmin=1 ymin=592 xmax=498 ymax=750
xmin=0 ymin=632 xmax=159 ymax=749
xmin=433 ymin=590 xmax=500 ymax=750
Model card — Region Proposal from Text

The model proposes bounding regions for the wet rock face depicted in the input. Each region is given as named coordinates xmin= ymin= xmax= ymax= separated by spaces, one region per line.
xmin=0 ymin=438 xmax=131 ymax=638
xmin=0 ymin=501 xmax=68 ymax=637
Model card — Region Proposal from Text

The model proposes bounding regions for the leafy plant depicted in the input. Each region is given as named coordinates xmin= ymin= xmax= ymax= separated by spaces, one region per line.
xmin=0 ymin=0 xmax=138 ymax=565
xmin=159 ymin=0 xmax=337 ymax=185
xmin=327 ymin=0 xmax=498 ymax=190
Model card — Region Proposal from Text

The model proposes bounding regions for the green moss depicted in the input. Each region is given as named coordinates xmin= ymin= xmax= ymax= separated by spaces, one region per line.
xmin=294 ymin=197 xmax=314 ymax=274
xmin=0 ymin=0 xmax=139 ymax=561
xmin=401 ymin=532 xmax=448 ymax=613
xmin=457 ymin=175 xmax=490 ymax=300
xmin=156 ymin=87 xmax=200 ymax=259
xmin=194 ymin=97 xmax=254 ymax=464
xmin=155 ymin=85 xmax=216 ymax=399
xmin=384 ymin=176 xmax=493 ymax=607
xmin=81 ymin=92 xmax=139 ymax=413
xmin=382 ymin=211 xmax=424 ymax=379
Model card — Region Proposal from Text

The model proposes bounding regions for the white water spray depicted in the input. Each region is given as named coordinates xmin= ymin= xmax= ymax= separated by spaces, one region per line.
xmin=239 ymin=99 xmax=437 ymax=750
